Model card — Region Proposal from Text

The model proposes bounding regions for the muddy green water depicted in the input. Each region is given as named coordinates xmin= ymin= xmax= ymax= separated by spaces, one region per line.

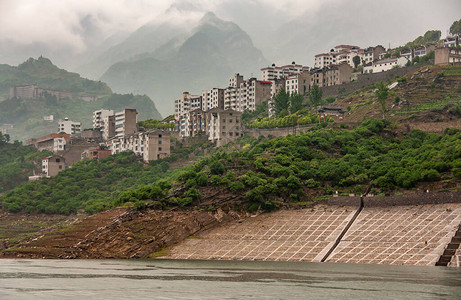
xmin=0 ymin=259 xmax=460 ymax=299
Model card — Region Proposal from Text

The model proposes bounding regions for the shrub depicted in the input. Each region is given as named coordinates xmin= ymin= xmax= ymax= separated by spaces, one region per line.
xmin=185 ymin=187 xmax=201 ymax=200
xmin=229 ymin=181 xmax=245 ymax=192
xmin=195 ymin=172 xmax=208 ymax=186
xmin=421 ymin=169 xmax=440 ymax=181
xmin=210 ymin=161 xmax=226 ymax=175
xmin=286 ymin=175 xmax=302 ymax=190
xmin=209 ymin=175 xmax=223 ymax=185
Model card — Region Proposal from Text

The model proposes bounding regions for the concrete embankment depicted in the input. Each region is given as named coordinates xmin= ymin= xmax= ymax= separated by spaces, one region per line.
xmin=161 ymin=193 xmax=461 ymax=266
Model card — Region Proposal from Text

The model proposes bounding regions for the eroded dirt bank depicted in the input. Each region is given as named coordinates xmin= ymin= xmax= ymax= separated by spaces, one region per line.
xmin=0 ymin=206 xmax=248 ymax=259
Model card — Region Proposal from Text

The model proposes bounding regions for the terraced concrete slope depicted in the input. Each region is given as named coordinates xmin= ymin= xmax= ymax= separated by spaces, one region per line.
xmin=326 ymin=204 xmax=461 ymax=266
xmin=162 ymin=203 xmax=461 ymax=266
xmin=163 ymin=205 xmax=357 ymax=261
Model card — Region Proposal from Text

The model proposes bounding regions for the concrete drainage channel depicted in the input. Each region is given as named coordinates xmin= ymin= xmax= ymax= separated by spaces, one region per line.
xmin=321 ymin=196 xmax=364 ymax=262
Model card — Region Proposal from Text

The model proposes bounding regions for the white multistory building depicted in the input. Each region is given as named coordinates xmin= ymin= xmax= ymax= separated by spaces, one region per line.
xmin=174 ymin=92 xmax=202 ymax=137
xmin=202 ymin=88 xmax=224 ymax=111
xmin=224 ymin=74 xmax=244 ymax=111
xmin=58 ymin=118 xmax=81 ymax=135
xmin=93 ymin=109 xmax=114 ymax=130
xmin=363 ymin=56 xmax=409 ymax=74
xmin=260 ymin=62 xmax=308 ymax=81
xmin=115 ymin=108 xmax=138 ymax=138
xmin=314 ymin=45 xmax=386 ymax=69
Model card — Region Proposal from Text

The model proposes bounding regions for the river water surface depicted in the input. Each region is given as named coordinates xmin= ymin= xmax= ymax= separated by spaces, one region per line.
xmin=0 ymin=259 xmax=460 ymax=299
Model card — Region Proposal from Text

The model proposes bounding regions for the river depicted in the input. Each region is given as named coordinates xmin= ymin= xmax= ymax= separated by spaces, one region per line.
xmin=0 ymin=259 xmax=460 ymax=299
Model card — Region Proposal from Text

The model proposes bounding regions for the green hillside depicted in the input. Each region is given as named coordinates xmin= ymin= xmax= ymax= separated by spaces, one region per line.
xmin=0 ymin=133 xmax=51 ymax=193
xmin=0 ymin=138 xmax=211 ymax=215
xmin=0 ymin=57 xmax=112 ymax=98
xmin=0 ymin=57 xmax=162 ymax=141
xmin=2 ymin=119 xmax=460 ymax=215
xmin=331 ymin=65 xmax=461 ymax=123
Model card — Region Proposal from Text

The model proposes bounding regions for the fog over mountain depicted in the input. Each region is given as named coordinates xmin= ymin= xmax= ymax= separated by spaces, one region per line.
xmin=100 ymin=12 xmax=268 ymax=116
xmin=1 ymin=0 xmax=460 ymax=116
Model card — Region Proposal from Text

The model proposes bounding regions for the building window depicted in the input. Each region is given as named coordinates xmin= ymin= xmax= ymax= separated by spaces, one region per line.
xmin=159 ymin=134 xmax=162 ymax=138
xmin=59 ymin=165 xmax=62 ymax=169
xmin=158 ymin=140 xmax=162 ymax=144
xmin=158 ymin=147 xmax=162 ymax=151
xmin=56 ymin=159 xmax=60 ymax=162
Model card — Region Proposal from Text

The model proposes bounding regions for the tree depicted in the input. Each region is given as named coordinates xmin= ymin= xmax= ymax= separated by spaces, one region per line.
xmin=352 ymin=55 xmax=361 ymax=69
xmin=309 ymin=84 xmax=322 ymax=107
xmin=274 ymin=89 xmax=289 ymax=115
xmin=375 ymin=82 xmax=389 ymax=119
xmin=289 ymin=93 xmax=303 ymax=114
xmin=422 ymin=30 xmax=441 ymax=43
xmin=450 ymin=19 xmax=461 ymax=35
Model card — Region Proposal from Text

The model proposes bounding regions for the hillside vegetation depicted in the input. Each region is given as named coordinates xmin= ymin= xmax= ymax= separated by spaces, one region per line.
xmin=336 ymin=65 xmax=461 ymax=123
xmin=125 ymin=119 xmax=459 ymax=212
xmin=0 ymin=57 xmax=162 ymax=141
xmin=0 ymin=133 xmax=51 ymax=193
xmin=0 ymin=57 xmax=112 ymax=98
xmin=0 ymin=93 xmax=162 ymax=141
xmin=2 ymin=119 xmax=460 ymax=215
xmin=0 ymin=138 xmax=212 ymax=215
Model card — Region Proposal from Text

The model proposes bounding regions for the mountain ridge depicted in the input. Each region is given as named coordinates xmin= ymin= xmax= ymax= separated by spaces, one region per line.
xmin=101 ymin=12 xmax=268 ymax=116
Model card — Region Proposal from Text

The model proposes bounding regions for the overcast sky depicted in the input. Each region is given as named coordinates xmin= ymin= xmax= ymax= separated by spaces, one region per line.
xmin=0 ymin=0 xmax=322 ymax=52
xmin=0 ymin=0 xmax=460 ymax=66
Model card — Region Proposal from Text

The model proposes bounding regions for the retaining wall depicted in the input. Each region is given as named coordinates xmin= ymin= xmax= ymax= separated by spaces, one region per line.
xmin=322 ymin=65 xmax=421 ymax=98
xmin=243 ymin=124 xmax=315 ymax=138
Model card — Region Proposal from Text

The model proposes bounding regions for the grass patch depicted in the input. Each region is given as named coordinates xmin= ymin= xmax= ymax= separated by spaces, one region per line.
xmin=1 ymin=247 xmax=20 ymax=253
xmin=291 ymin=201 xmax=314 ymax=206
xmin=149 ymin=247 xmax=171 ymax=259
xmin=7 ymin=232 xmax=37 ymax=243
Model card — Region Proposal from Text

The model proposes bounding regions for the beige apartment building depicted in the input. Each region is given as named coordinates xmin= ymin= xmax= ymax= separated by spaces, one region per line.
xmin=108 ymin=130 xmax=171 ymax=162
xmin=285 ymin=70 xmax=311 ymax=95
xmin=115 ymin=108 xmax=138 ymax=138
xmin=189 ymin=109 xmax=207 ymax=137
xmin=435 ymin=47 xmax=461 ymax=66
xmin=26 ymin=132 xmax=71 ymax=153
xmin=206 ymin=108 xmax=242 ymax=147
xmin=42 ymin=155 xmax=67 ymax=177
xmin=9 ymin=85 xmax=73 ymax=100
xmin=310 ymin=62 xmax=353 ymax=87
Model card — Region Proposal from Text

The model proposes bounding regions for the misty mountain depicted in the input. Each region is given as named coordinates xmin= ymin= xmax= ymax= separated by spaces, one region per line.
xmin=74 ymin=22 xmax=190 ymax=80
xmin=101 ymin=12 xmax=269 ymax=116
xmin=0 ymin=57 xmax=112 ymax=99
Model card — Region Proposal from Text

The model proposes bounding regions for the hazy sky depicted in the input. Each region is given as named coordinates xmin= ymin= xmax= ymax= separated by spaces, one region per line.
xmin=0 ymin=0 xmax=460 ymax=67
xmin=0 ymin=0 xmax=323 ymax=53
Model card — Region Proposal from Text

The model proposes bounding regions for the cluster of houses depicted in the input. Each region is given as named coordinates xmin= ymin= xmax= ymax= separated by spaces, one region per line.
xmin=27 ymin=108 xmax=172 ymax=179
